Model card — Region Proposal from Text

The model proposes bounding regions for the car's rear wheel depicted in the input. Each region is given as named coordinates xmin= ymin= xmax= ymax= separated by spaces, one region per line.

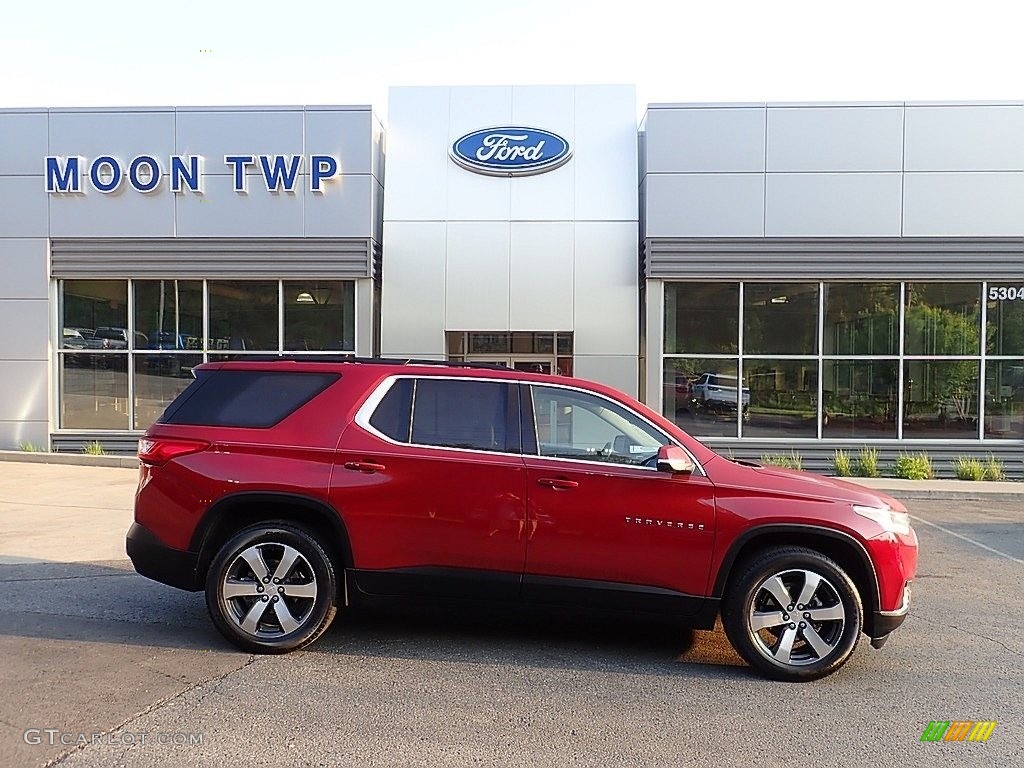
xmin=722 ymin=547 xmax=862 ymax=681
xmin=205 ymin=522 xmax=337 ymax=653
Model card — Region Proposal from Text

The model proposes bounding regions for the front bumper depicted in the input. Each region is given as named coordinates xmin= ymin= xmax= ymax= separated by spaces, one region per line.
xmin=126 ymin=522 xmax=202 ymax=591
xmin=870 ymin=581 xmax=912 ymax=642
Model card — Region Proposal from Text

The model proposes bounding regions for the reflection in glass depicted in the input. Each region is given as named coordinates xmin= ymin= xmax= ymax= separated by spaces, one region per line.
xmin=984 ymin=360 xmax=1024 ymax=439
xmin=904 ymin=283 xmax=980 ymax=356
xmin=663 ymin=358 xmax=739 ymax=437
xmin=664 ymin=283 xmax=738 ymax=354
xmin=284 ymin=281 xmax=355 ymax=351
xmin=823 ymin=283 xmax=899 ymax=355
xmin=134 ymin=280 xmax=203 ymax=352
xmin=208 ymin=281 xmax=279 ymax=351
xmin=133 ymin=355 xmax=202 ymax=429
xmin=743 ymin=283 xmax=819 ymax=355
xmin=903 ymin=360 xmax=979 ymax=438
xmin=60 ymin=354 xmax=129 ymax=429
xmin=60 ymin=280 xmax=128 ymax=345
xmin=986 ymin=286 xmax=1024 ymax=356
xmin=822 ymin=360 xmax=897 ymax=438
xmin=744 ymin=359 xmax=818 ymax=437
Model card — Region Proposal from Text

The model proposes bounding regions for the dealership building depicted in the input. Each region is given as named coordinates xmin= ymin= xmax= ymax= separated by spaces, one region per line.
xmin=0 ymin=87 xmax=1021 ymax=474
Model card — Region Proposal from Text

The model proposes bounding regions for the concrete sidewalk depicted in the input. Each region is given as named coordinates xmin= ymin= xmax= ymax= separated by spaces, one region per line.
xmin=844 ymin=476 xmax=1024 ymax=501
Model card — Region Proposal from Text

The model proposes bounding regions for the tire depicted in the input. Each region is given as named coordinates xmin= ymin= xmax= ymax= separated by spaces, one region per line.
xmin=722 ymin=546 xmax=862 ymax=682
xmin=205 ymin=522 xmax=338 ymax=654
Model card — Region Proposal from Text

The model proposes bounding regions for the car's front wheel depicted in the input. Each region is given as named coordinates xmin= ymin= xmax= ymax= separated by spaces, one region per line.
xmin=205 ymin=522 xmax=338 ymax=653
xmin=722 ymin=547 xmax=862 ymax=681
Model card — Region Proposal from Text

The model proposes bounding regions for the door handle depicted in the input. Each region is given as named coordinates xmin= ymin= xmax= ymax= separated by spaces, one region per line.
xmin=537 ymin=477 xmax=578 ymax=490
xmin=343 ymin=461 xmax=386 ymax=473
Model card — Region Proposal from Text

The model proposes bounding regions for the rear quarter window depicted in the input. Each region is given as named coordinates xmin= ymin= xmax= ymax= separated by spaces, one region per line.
xmin=159 ymin=370 xmax=339 ymax=428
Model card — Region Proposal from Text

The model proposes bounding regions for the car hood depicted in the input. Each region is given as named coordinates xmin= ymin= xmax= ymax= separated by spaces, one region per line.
xmin=703 ymin=456 xmax=906 ymax=512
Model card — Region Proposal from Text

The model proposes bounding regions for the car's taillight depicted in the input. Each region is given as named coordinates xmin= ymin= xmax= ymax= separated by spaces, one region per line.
xmin=138 ymin=438 xmax=209 ymax=466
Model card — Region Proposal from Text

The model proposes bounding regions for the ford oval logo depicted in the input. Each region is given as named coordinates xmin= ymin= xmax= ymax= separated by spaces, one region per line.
xmin=450 ymin=127 xmax=572 ymax=177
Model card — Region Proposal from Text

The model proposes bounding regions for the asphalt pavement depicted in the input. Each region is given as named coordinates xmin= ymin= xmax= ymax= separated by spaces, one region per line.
xmin=0 ymin=462 xmax=1021 ymax=767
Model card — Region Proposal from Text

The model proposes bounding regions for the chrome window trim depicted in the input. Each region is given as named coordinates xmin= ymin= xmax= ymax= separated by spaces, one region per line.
xmin=354 ymin=374 xmax=706 ymax=476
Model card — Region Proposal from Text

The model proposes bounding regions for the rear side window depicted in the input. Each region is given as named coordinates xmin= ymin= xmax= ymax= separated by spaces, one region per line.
xmin=160 ymin=370 xmax=339 ymax=428
xmin=410 ymin=379 xmax=514 ymax=452
xmin=369 ymin=378 xmax=413 ymax=442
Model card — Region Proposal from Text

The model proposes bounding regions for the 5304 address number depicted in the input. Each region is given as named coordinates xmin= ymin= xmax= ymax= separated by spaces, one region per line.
xmin=989 ymin=286 xmax=1024 ymax=301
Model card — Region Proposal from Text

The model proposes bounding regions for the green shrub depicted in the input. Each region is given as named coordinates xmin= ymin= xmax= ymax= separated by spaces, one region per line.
xmin=833 ymin=449 xmax=853 ymax=477
xmin=854 ymin=447 xmax=881 ymax=478
xmin=82 ymin=441 xmax=106 ymax=456
xmin=952 ymin=456 xmax=985 ymax=481
xmin=760 ymin=452 xmax=803 ymax=471
xmin=894 ymin=452 xmax=935 ymax=480
xmin=18 ymin=441 xmax=40 ymax=452
xmin=983 ymin=455 xmax=1006 ymax=482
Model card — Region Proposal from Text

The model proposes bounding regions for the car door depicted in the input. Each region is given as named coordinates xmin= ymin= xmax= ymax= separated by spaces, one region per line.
xmin=333 ymin=375 xmax=528 ymax=600
xmin=521 ymin=383 xmax=716 ymax=614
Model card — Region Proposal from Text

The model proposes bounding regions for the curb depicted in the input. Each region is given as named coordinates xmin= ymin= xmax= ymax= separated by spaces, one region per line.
xmin=837 ymin=477 xmax=1024 ymax=502
xmin=0 ymin=450 xmax=139 ymax=469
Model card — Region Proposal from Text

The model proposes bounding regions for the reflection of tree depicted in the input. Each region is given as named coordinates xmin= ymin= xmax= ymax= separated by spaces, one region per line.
xmin=825 ymin=284 xmax=899 ymax=355
xmin=905 ymin=305 xmax=979 ymax=423
xmin=987 ymin=297 xmax=1024 ymax=356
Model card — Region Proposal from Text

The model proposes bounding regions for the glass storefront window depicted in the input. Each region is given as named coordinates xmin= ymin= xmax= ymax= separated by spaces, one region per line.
xmin=903 ymin=360 xmax=979 ymax=438
xmin=664 ymin=283 xmax=739 ymax=354
xmin=743 ymin=359 xmax=818 ymax=437
xmin=904 ymin=283 xmax=981 ymax=356
xmin=984 ymin=360 xmax=1024 ymax=439
xmin=823 ymin=283 xmax=899 ymax=356
xmin=822 ymin=360 xmax=897 ymax=438
xmin=61 ymin=280 xmax=128 ymax=345
xmin=133 ymin=354 xmax=203 ymax=429
xmin=133 ymin=280 xmax=203 ymax=352
xmin=744 ymin=283 xmax=819 ymax=355
xmin=208 ymin=280 xmax=279 ymax=351
xmin=60 ymin=355 xmax=129 ymax=429
xmin=986 ymin=284 xmax=1024 ymax=357
xmin=663 ymin=358 xmax=739 ymax=437
xmin=283 ymin=281 xmax=355 ymax=351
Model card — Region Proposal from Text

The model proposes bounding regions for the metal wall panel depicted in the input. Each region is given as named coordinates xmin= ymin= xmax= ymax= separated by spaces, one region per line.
xmin=645 ymin=174 xmax=764 ymax=238
xmin=904 ymin=104 xmax=1024 ymax=171
xmin=50 ymin=239 xmax=373 ymax=278
xmin=0 ymin=239 xmax=48 ymax=299
xmin=765 ymin=173 xmax=903 ymax=236
xmin=701 ymin=439 xmax=1024 ymax=480
xmin=644 ymin=107 xmax=766 ymax=175
xmin=0 ymin=111 xmax=48 ymax=175
xmin=903 ymin=172 xmax=1024 ymax=237
xmin=766 ymin=106 xmax=904 ymax=172
xmin=645 ymin=238 xmax=1024 ymax=280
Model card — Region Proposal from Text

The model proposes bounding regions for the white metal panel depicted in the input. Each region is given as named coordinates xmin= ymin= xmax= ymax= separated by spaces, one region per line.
xmin=0 ymin=300 xmax=48 ymax=360
xmin=509 ymin=222 xmax=574 ymax=330
xmin=905 ymin=105 xmax=1024 ymax=171
xmin=573 ymin=355 xmax=638 ymax=398
xmin=509 ymin=86 xmax=576 ymax=221
xmin=355 ymin=278 xmax=374 ymax=357
xmin=174 ymin=110 xmax=304 ymax=175
xmin=0 ymin=361 xmax=47 ymax=421
xmin=573 ymin=85 xmax=638 ymax=221
xmin=573 ymin=222 xmax=638 ymax=356
xmin=0 ymin=239 xmax=47 ymax=299
xmin=0 ymin=111 xmax=48 ymax=175
xmin=303 ymin=109 xmax=373 ymax=176
xmin=0 ymin=177 xmax=47 ymax=237
xmin=766 ymin=173 xmax=902 ymax=236
xmin=175 ymin=174 xmax=302 ymax=237
xmin=49 ymin=182 xmax=174 ymax=238
xmin=380 ymin=221 xmax=446 ymax=356
xmin=448 ymin=86 xmax=512 ymax=138
xmin=446 ymin=87 xmax=513 ymax=221
xmin=903 ymin=172 xmax=1024 ymax=236
xmin=644 ymin=279 xmax=665 ymax=414
xmin=303 ymin=174 xmax=374 ymax=238
xmin=384 ymin=87 xmax=449 ymax=221
xmin=645 ymin=174 xmax=764 ymax=238
xmin=0 ymin=420 xmax=47 ymax=450
xmin=644 ymin=107 xmax=766 ymax=174
xmin=767 ymin=106 xmax=904 ymax=171
xmin=49 ymin=110 xmax=176 ymax=169
xmin=445 ymin=222 xmax=510 ymax=330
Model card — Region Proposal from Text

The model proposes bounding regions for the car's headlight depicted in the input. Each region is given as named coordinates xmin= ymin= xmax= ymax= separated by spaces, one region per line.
xmin=853 ymin=504 xmax=911 ymax=536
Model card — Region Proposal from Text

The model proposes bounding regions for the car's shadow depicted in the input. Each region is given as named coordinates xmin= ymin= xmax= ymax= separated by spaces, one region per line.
xmin=0 ymin=558 xmax=750 ymax=680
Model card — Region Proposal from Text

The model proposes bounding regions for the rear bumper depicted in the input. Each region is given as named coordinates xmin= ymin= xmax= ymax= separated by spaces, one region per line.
xmin=871 ymin=581 xmax=911 ymax=639
xmin=126 ymin=522 xmax=202 ymax=592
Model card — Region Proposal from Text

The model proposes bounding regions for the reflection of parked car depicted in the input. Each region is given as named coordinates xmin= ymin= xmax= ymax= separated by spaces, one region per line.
xmin=62 ymin=328 xmax=87 ymax=350
xmin=693 ymin=373 xmax=751 ymax=410
xmin=144 ymin=331 xmax=198 ymax=377
xmin=87 ymin=327 xmax=149 ymax=350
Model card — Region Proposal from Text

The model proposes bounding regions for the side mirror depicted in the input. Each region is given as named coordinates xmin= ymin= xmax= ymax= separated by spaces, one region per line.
xmin=657 ymin=444 xmax=695 ymax=474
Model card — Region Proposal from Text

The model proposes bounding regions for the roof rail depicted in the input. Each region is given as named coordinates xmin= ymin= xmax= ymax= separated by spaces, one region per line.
xmin=220 ymin=355 xmax=512 ymax=371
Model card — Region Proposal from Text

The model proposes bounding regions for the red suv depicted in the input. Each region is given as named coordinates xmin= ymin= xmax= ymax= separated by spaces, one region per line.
xmin=127 ymin=358 xmax=917 ymax=681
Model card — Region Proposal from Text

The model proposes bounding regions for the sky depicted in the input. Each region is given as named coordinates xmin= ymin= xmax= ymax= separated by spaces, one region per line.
xmin=1 ymin=0 xmax=1021 ymax=122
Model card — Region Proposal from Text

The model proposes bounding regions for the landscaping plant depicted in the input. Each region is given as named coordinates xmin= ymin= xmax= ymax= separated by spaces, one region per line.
xmin=952 ymin=456 xmax=985 ymax=481
xmin=833 ymin=449 xmax=853 ymax=477
xmin=983 ymin=454 xmax=1006 ymax=482
xmin=894 ymin=452 xmax=935 ymax=480
xmin=854 ymin=447 xmax=881 ymax=478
